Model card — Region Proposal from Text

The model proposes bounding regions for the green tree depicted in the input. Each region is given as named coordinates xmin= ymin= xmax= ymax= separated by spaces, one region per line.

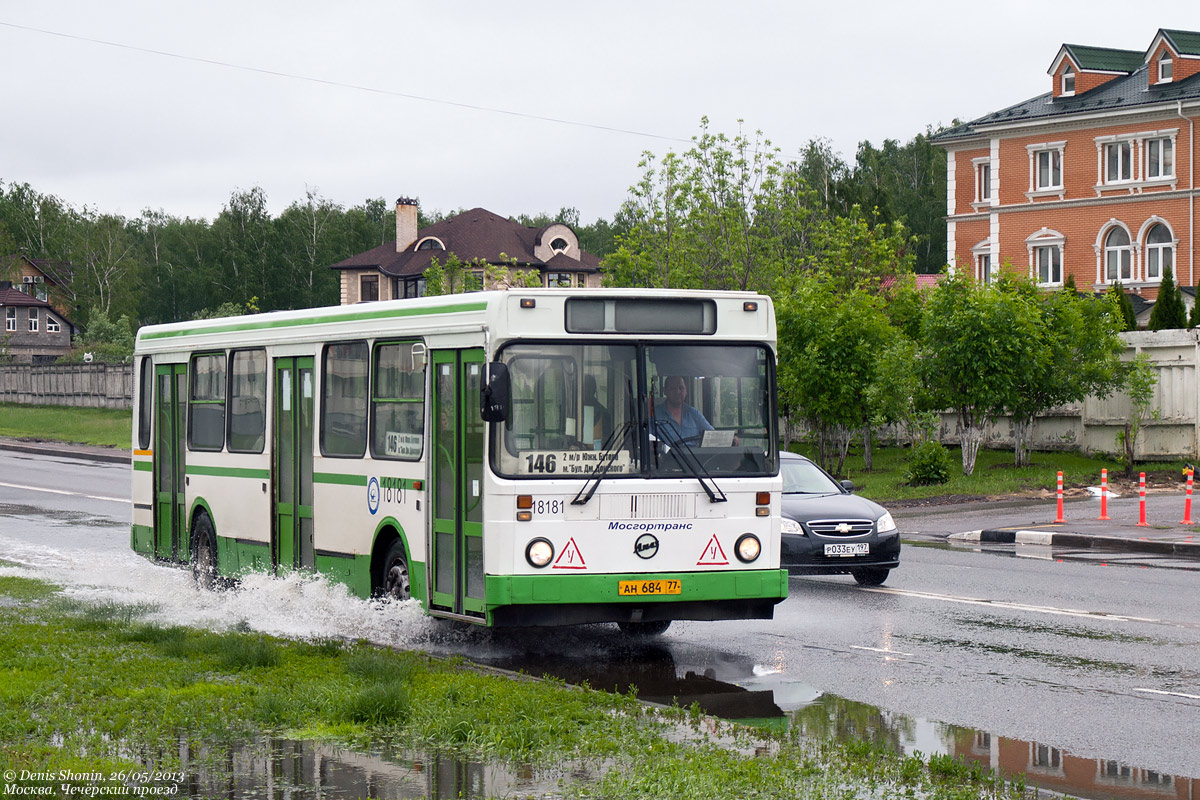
xmin=920 ymin=273 xmax=1042 ymax=475
xmin=1190 ymin=292 xmax=1200 ymax=328
xmin=71 ymin=307 xmax=135 ymax=362
xmin=1117 ymin=353 xmax=1157 ymax=476
xmin=1106 ymin=282 xmax=1138 ymax=331
xmin=1147 ymin=264 xmax=1187 ymax=330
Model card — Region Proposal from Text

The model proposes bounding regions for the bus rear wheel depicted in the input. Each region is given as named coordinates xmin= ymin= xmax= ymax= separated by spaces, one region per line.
xmin=617 ymin=620 xmax=671 ymax=636
xmin=191 ymin=513 xmax=219 ymax=590
xmin=379 ymin=540 xmax=411 ymax=602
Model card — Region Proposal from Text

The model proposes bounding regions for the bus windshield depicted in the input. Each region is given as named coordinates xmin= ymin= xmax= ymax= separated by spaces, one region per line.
xmin=491 ymin=342 xmax=776 ymax=479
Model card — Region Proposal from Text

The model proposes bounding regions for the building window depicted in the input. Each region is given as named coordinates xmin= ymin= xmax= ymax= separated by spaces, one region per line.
xmin=1144 ymin=223 xmax=1173 ymax=282
xmin=1035 ymin=246 xmax=1062 ymax=286
xmin=976 ymin=253 xmax=992 ymax=285
xmin=1028 ymin=144 xmax=1066 ymax=193
xmin=47 ymin=316 xmax=60 ymax=333
xmin=545 ymin=272 xmax=575 ymax=288
xmin=4 ymin=308 xmax=14 ymax=332
xmin=1159 ymin=52 xmax=1173 ymax=83
xmin=1104 ymin=227 xmax=1133 ymax=283
xmin=28 ymin=307 xmax=39 ymax=332
xmin=975 ymin=161 xmax=991 ymax=203
xmin=550 ymin=237 xmax=570 ymax=254
xmin=1062 ymin=66 xmax=1075 ymax=96
xmin=400 ymin=277 xmax=426 ymax=298
xmin=1104 ymin=142 xmax=1133 ymax=184
xmin=360 ymin=274 xmax=379 ymax=302
xmin=1146 ymin=137 xmax=1174 ymax=179
xmin=416 ymin=238 xmax=445 ymax=251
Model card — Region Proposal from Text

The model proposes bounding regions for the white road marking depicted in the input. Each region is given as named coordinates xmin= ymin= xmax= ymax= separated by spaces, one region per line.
xmin=863 ymin=586 xmax=1165 ymax=625
xmin=1133 ymin=688 xmax=1200 ymax=701
xmin=0 ymin=480 xmax=126 ymax=504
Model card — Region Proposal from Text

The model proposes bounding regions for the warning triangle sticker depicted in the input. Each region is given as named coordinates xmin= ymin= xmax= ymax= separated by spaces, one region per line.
xmin=696 ymin=535 xmax=729 ymax=566
xmin=553 ymin=537 xmax=588 ymax=570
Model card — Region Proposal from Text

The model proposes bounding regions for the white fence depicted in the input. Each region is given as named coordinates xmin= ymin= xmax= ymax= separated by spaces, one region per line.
xmin=0 ymin=363 xmax=133 ymax=409
xmin=932 ymin=329 xmax=1199 ymax=461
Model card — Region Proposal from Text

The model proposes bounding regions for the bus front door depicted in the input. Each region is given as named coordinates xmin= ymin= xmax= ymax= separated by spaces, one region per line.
xmin=273 ymin=357 xmax=315 ymax=573
xmin=154 ymin=363 xmax=187 ymax=562
xmin=430 ymin=349 xmax=486 ymax=619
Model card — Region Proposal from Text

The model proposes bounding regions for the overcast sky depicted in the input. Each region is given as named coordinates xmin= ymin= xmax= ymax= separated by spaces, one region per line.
xmin=2 ymin=1 xmax=1197 ymax=226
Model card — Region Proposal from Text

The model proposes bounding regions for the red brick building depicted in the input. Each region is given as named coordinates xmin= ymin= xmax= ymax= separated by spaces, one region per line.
xmin=933 ymin=29 xmax=1200 ymax=305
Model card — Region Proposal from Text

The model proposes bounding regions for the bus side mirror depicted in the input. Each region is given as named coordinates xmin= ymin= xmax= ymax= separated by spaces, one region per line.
xmin=481 ymin=361 xmax=510 ymax=422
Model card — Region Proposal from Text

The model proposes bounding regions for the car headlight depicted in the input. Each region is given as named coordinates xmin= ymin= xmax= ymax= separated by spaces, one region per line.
xmin=876 ymin=512 xmax=897 ymax=534
xmin=735 ymin=533 xmax=761 ymax=563
xmin=525 ymin=538 xmax=554 ymax=568
xmin=780 ymin=518 xmax=803 ymax=535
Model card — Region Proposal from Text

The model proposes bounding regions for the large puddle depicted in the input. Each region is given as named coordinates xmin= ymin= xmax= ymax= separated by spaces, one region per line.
xmin=1 ymin=533 xmax=1195 ymax=800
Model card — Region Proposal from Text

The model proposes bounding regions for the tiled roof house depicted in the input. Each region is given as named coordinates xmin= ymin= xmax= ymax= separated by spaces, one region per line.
xmin=932 ymin=28 xmax=1200 ymax=305
xmin=0 ymin=254 xmax=77 ymax=363
xmin=330 ymin=198 xmax=602 ymax=304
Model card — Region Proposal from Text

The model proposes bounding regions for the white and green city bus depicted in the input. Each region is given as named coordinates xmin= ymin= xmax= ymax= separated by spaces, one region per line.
xmin=130 ymin=289 xmax=786 ymax=632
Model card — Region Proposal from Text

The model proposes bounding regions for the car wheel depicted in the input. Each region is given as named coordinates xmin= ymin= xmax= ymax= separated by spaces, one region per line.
xmin=379 ymin=540 xmax=411 ymax=601
xmin=191 ymin=513 xmax=219 ymax=590
xmin=851 ymin=567 xmax=890 ymax=586
xmin=617 ymin=620 xmax=671 ymax=636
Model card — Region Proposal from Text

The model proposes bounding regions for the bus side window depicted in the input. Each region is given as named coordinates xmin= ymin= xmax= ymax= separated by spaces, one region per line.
xmin=137 ymin=356 xmax=153 ymax=450
xmin=189 ymin=352 xmax=226 ymax=451
xmin=371 ymin=341 xmax=425 ymax=460
xmin=228 ymin=349 xmax=266 ymax=453
xmin=322 ymin=341 xmax=369 ymax=457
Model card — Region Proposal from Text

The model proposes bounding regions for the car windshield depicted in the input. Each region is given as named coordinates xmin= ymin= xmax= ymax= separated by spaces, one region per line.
xmin=781 ymin=458 xmax=842 ymax=494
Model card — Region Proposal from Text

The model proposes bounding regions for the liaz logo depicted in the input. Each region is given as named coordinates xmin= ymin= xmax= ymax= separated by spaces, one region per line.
xmin=634 ymin=534 xmax=659 ymax=560
xmin=367 ymin=477 xmax=380 ymax=515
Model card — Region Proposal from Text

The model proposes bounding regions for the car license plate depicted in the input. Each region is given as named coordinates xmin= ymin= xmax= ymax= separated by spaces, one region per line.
xmin=825 ymin=543 xmax=869 ymax=557
xmin=618 ymin=579 xmax=682 ymax=596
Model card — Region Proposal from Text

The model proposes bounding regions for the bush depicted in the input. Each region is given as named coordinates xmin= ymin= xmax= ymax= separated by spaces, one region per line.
xmin=906 ymin=440 xmax=951 ymax=486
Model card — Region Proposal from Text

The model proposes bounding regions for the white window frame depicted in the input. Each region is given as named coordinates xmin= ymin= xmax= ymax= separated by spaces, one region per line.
xmin=971 ymin=238 xmax=994 ymax=284
xmin=28 ymin=307 xmax=39 ymax=332
xmin=1139 ymin=218 xmax=1176 ymax=284
xmin=972 ymin=158 xmax=992 ymax=207
xmin=1027 ymin=228 xmax=1065 ymax=287
xmin=1159 ymin=52 xmax=1173 ymax=83
xmin=47 ymin=315 xmax=61 ymax=333
xmin=1103 ymin=141 xmax=1133 ymax=185
xmin=4 ymin=307 xmax=15 ymax=332
xmin=1144 ymin=135 xmax=1176 ymax=181
xmin=1026 ymin=142 xmax=1066 ymax=199
xmin=1061 ymin=66 xmax=1075 ymax=96
xmin=1100 ymin=225 xmax=1133 ymax=284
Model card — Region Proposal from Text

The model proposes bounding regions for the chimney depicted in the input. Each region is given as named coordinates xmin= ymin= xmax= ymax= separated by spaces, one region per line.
xmin=396 ymin=197 xmax=418 ymax=253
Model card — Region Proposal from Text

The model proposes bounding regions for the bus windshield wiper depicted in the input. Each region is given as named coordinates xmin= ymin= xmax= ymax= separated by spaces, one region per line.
xmin=572 ymin=421 xmax=633 ymax=506
xmin=655 ymin=424 xmax=727 ymax=504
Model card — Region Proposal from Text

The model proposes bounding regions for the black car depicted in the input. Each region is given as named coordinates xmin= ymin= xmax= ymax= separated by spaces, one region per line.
xmin=779 ymin=451 xmax=900 ymax=585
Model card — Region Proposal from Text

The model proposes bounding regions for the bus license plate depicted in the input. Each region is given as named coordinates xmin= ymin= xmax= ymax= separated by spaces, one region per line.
xmin=825 ymin=543 xmax=869 ymax=557
xmin=619 ymin=579 xmax=682 ymax=596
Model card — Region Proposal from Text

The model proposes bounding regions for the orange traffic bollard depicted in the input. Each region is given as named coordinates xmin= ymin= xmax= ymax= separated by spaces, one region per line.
xmin=1098 ymin=468 xmax=1110 ymax=520
xmin=1183 ymin=469 xmax=1195 ymax=525
xmin=1055 ymin=471 xmax=1065 ymax=523
xmin=1137 ymin=472 xmax=1149 ymax=527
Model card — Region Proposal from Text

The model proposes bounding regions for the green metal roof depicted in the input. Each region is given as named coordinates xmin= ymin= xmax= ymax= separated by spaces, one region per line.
xmin=1162 ymin=29 xmax=1200 ymax=57
xmin=1063 ymin=44 xmax=1143 ymax=73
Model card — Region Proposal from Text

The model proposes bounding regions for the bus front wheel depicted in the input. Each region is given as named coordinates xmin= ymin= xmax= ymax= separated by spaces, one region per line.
xmin=379 ymin=540 xmax=411 ymax=602
xmin=617 ymin=620 xmax=671 ymax=636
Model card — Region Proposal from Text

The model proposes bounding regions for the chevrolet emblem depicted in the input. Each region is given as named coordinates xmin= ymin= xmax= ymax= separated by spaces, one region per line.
xmin=835 ymin=523 xmax=852 ymax=534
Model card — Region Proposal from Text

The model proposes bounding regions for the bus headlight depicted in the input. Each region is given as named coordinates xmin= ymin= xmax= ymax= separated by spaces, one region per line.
xmin=525 ymin=538 xmax=555 ymax=568
xmin=735 ymin=533 xmax=761 ymax=563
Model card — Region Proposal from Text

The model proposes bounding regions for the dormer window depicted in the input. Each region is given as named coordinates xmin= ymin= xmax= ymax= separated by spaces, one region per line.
xmin=416 ymin=238 xmax=445 ymax=251
xmin=550 ymin=237 xmax=570 ymax=254
xmin=1061 ymin=66 xmax=1075 ymax=96
xmin=1158 ymin=51 xmax=1173 ymax=83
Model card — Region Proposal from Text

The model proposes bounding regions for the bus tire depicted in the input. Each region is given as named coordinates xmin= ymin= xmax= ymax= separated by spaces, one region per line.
xmin=191 ymin=513 xmax=219 ymax=590
xmin=617 ymin=620 xmax=671 ymax=636
xmin=378 ymin=540 xmax=411 ymax=602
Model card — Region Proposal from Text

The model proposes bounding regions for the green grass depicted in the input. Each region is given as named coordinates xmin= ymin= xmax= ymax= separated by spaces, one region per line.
xmin=0 ymin=403 xmax=130 ymax=448
xmin=0 ymin=577 xmax=1036 ymax=800
xmin=791 ymin=442 xmax=1189 ymax=503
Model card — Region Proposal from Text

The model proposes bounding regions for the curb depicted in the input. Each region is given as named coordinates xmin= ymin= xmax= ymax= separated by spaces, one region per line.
xmin=950 ymin=529 xmax=1200 ymax=558
xmin=0 ymin=439 xmax=130 ymax=465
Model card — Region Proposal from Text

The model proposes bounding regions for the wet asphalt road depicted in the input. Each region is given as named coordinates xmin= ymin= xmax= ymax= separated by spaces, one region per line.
xmin=2 ymin=449 xmax=1198 ymax=782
